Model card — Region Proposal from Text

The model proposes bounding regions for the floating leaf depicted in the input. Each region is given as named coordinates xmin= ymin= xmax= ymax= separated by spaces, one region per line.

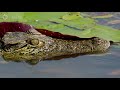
xmin=92 ymin=14 xmax=113 ymax=19
xmin=0 ymin=22 xmax=32 ymax=37
xmin=49 ymin=17 xmax=96 ymax=30
xmin=23 ymin=12 xmax=66 ymax=21
xmin=0 ymin=22 xmax=83 ymax=40
xmin=62 ymin=12 xmax=83 ymax=20
xmin=0 ymin=12 xmax=120 ymax=42
xmin=0 ymin=12 xmax=67 ymax=22
xmin=0 ymin=12 xmax=25 ymax=22
xmin=107 ymin=20 xmax=120 ymax=24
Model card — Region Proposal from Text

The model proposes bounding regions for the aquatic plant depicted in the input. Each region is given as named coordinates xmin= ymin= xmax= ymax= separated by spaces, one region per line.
xmin=0 ymin=12 xmax=120 ymax=42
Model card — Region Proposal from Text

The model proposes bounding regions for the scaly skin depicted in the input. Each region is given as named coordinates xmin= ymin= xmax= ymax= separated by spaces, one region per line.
xmin=0 ymin=29 xmax=110 ymax=62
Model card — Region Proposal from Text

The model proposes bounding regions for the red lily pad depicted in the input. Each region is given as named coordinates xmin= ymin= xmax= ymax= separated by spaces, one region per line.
xmin=0 ymin=22 xmax=32 ymax=37
xmin=35 ymin=28 xmax=82 ymax=40
xmin=0 ymin=22 xmax=83 ymax=40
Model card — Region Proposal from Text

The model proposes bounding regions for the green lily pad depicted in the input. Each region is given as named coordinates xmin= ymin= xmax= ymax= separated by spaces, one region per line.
xmin=62 ymin=12 xmax=83 ymax=20
xmin=0 ymin=12 xmax=120 ymax=42
xmin=0 ymin=12 xmax=25 ymax=22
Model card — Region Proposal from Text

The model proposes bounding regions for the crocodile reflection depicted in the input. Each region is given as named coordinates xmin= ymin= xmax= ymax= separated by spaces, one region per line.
xmin=2 ymin=52 xmax=109 ymax=65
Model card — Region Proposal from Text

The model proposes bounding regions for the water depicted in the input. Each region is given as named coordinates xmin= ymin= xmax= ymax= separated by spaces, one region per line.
xmin=0 ymin=12 xmax=120 ymax=78
xmin=0 ymin=46 xmax=120 ymax=78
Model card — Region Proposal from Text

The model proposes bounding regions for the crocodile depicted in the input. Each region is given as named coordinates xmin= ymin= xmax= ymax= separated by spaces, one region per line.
xmin=0 ymin=28 xmax=111 ymax=61
xmin=0 ymin=22 xmax=116 ymax=65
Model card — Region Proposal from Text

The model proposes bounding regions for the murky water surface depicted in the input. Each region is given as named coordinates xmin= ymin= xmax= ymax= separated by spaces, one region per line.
xmin=0 ymin=12 xmax=120 ymax=78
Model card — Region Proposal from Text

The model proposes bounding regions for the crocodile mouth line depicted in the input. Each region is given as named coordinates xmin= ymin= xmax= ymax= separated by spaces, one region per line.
xmin=3 ymin=43 xmax=28 ymax=51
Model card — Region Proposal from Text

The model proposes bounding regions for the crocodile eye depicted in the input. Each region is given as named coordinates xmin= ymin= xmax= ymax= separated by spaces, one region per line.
xmin=29 ymin=39 xmax=44 ymax=47
xmin=30 ymin=39 xmax=39 ymax=45
xmin=38 ymin=41 xmax=44 ymax=47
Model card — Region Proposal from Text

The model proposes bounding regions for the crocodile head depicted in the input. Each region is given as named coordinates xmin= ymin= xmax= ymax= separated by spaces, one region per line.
xmin=1 ymin=29 xmax=55 ymax=62
xmin=0 ymin=22 xmax=84 ymax=62
xmin=1 ymin=31 xmax=111 ymax=65
xmin=0 ymin=22 xmax=111 ymax=65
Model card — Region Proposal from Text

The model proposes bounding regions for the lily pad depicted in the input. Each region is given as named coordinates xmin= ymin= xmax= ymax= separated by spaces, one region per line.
xmin=62 ymin=12 xmax=83 ymax=20
xmin=0 ymin=12 xmax=120 ymax=42
xmin=0 ymin=12 xmax=25 ymax=22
